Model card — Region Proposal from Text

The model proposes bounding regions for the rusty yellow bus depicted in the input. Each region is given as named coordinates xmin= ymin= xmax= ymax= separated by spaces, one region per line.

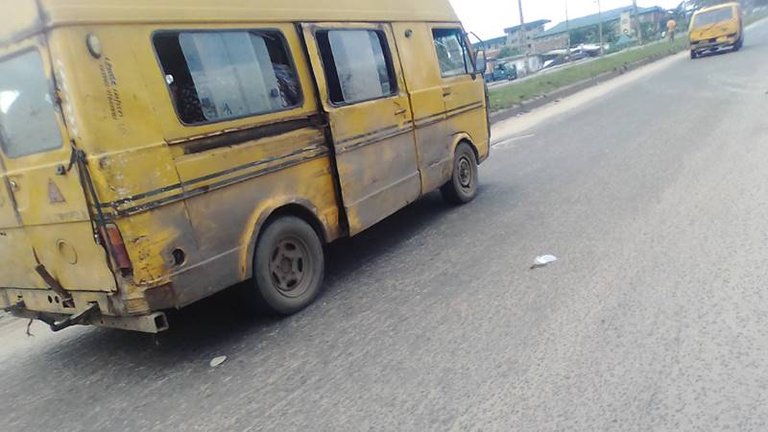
xmin=689 ymin=2 xmax=743 ymax=59
xmin=0 ymin=0 xmax=490 ymax=333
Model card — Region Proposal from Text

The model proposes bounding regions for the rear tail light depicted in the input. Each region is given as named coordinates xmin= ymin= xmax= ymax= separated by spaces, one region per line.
xmin=100 ymin=224 xmax=132 ymax=272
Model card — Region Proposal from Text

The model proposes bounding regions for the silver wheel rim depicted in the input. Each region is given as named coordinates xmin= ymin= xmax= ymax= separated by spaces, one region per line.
xmin=458 ymin=156 xmax=473 ymax=190
xmin=268 ymin=236 xmax=313 ymax=298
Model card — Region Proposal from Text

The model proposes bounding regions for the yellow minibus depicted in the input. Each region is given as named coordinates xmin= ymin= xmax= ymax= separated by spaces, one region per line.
xmin=689 ymin=2 xmax=743 ymax=59
xmin=0 ymin=0 xmax=490 ymax=332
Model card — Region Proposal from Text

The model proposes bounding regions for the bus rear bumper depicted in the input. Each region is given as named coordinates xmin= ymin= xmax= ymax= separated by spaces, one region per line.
xmin=7 ymin=303 xmax=169 ymax=333
xmin=1 ymin=287 xmax=169 ymax=333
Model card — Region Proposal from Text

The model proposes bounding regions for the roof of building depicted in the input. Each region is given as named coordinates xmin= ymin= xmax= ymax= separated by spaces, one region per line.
xmin=473 ymin=35 xmax=507 ymax=48
xmin=536 ymin=5 xmax=665 ymax=39
xmin=504 ymin=19 xmax=551 ymax=34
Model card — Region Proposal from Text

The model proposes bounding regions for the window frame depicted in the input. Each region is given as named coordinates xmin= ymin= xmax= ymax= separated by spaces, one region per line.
xmin=312 ymin=27 xmax=400 ymax=108
xmin=0 ymin=47 xmax=64 ymax=159
xmin=151 ymin=28 xmax=305 ymax=127
xmin=432 ymin=27 xmax=473 ymax=79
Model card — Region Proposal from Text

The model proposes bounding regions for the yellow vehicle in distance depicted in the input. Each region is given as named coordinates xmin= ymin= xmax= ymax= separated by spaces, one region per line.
xmin=689 ymin=2 xmax=743 ymax=59
xmin=0 ymin=0 xmax=490 ymax=333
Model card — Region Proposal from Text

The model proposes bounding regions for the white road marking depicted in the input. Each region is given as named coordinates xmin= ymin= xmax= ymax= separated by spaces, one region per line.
xmin=491 ymin=133 xmax=536 ymax=149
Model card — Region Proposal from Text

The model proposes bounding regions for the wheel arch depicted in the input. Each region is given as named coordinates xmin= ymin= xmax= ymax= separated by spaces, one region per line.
xmin=239 ymin=200 xmax=330 ymax=280
xmin=451 ymin=132 xmax=481 ymax=162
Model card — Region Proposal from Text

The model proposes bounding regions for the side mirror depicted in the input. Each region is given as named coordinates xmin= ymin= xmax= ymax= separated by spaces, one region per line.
xmin=475 ymin=50 xmax=487 ymax=76
xmin=465 ymin=31 xmax=487 ymax=80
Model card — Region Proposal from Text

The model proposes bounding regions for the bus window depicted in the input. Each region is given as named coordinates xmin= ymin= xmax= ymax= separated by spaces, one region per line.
xmin=153 ymin=30 xmax=301 ymax=125
xmin=315 ymin=29 xmax=397 ymax=105
xmin=0 ymin=50 xmax=62 ymax=158
xmin=432 ymin=28 xmax=471 ymax=77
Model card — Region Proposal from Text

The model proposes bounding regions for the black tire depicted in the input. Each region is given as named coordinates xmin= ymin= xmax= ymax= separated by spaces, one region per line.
xmin=249 ymin=216 xmax=324 ymax=315
xmin=734 ymin=37 xmax=743 ymax=51
xmin=690 ymin=50 xmax=697 ymax=59
xmin=441 ymin=142 xmax=479 ymax=204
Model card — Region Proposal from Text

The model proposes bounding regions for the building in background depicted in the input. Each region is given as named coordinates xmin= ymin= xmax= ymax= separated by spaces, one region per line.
xmin=534 ymin=5 xmax=666 ymax=52
xmin=475 ymin=35 xmax=508 ymax=60
xmin=502 ymin=54 xmax=543 ymax=77
xmin=503 ymin=19 xmax=550 ymax=54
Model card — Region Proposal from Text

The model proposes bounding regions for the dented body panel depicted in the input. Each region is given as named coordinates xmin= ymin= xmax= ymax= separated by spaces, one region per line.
xmin=301 ymin=22 xmax=422 ymax=235
xmin=0 ymin=0 xmax=489 ymax=332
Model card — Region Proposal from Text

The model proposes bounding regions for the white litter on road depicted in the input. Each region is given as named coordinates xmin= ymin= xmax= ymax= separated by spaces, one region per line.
xmin=531 ymin=255 xmax=558 ymax=269
xmin=210 ymin=356 xmax=228 ymax=368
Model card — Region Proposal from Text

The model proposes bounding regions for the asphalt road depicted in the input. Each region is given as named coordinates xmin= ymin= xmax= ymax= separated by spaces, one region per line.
xmin=3 ymin=21 xmax=768 ymax=432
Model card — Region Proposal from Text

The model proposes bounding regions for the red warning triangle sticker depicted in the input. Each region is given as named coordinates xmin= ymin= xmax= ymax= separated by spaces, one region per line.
xmin=48 ymin=179 xmax=66 ymax=204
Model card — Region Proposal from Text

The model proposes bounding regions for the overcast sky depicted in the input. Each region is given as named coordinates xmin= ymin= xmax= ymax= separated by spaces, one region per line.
xmin=450 ymin=0 xmax=682 ymax=39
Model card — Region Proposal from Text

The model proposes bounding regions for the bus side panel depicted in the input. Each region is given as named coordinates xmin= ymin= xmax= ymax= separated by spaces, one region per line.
xmin=136 ymin=23 xmax=342 ymax=306
xmin=51 ymin=26 xmax=202 ymax=305
xmin=393 ymin=22 xmax=489 ymax=196
xmin=391 ymin=22 xmax=452 ymax=194
xmin=429 ymin=23 xmax=490 ymax=164
xmin=168 ymin=155 xmax=339 ymax=308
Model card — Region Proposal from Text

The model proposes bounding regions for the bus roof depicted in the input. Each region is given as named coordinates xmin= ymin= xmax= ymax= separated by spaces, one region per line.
xmin=2 ymin=0 xmax=460 ymax=47
xmin=695 ymin=2 xmax=740 ymax=14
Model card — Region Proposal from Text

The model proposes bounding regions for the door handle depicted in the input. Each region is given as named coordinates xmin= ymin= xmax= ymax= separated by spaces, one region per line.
xmin=394 ymin=108 xmax=407 ymax=116
xmin=442 ymin=87 xmax=453 ymax=97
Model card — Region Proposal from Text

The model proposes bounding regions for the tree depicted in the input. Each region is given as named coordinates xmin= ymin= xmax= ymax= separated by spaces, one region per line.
xmin=640 ymin=22 xmax=659 ymax=40
xmin=497 ymin=46 xmax=521 ymax=59
xmin=569 ymin=23 xmax=619 ymax=45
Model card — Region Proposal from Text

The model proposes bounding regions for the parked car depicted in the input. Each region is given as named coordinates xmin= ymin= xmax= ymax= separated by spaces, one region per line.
xmin=486 ymin=62 xmax=518 ymax=82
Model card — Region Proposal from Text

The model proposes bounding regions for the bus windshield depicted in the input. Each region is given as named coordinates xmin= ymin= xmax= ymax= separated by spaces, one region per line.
xmin=693 ymin=7 xmax=734 ymax=28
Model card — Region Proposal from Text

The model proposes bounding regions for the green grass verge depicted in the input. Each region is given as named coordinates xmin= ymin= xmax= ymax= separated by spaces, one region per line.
xmin=489 ymin=13 xmax=768 ymax=113
xmin=490 ymin=12 xmax=768 ymax=111
xmin=745 ymin=11 xmax=768 ymax=26
xmin=489 ymin=38 xmax=687 ymax=112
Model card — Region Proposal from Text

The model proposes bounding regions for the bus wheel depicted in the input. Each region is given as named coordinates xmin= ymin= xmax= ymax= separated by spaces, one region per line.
xmin=250 ymin=216 xmax=324 ymax=315
xmin=441 ymin=142 xmax=478 ymax=204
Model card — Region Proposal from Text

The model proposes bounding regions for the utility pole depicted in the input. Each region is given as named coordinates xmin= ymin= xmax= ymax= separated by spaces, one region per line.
xmin=632 ymin=0 xmax=642 ymax=44
xmin=565 ymin=0 xmax=571 ymax=59
xmin=517 ymin=0 xmax=528 ymax=75
xmin=597 ymin=0 xmax=604 ymax=56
